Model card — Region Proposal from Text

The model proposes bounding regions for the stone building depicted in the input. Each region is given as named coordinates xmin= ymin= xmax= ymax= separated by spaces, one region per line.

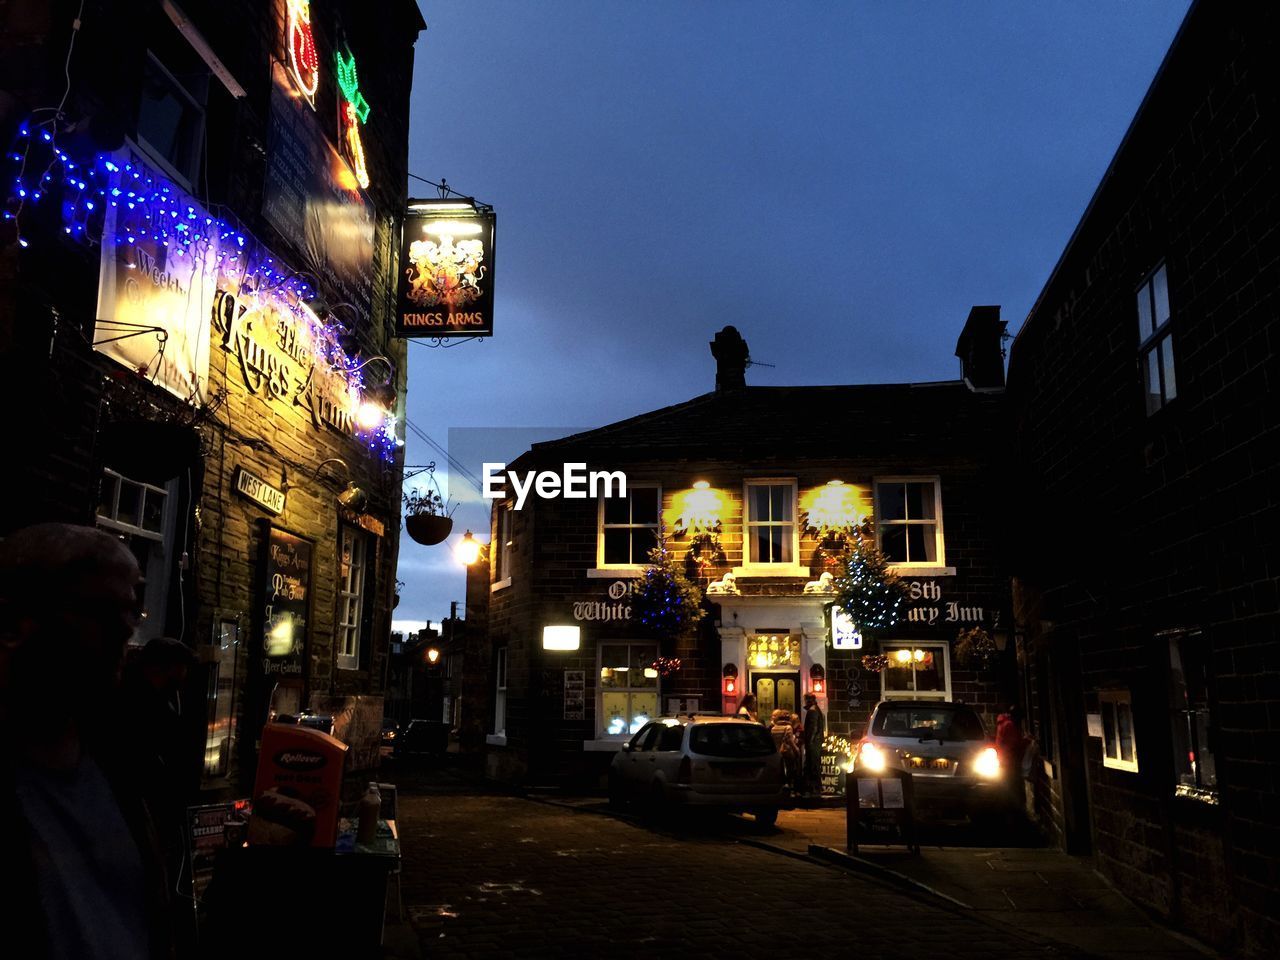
xmin=469 ymin=318 xmax=1014 ymax=787
xmin=1007 ymin=2 xmax=1279 ymax=954
xmin=0 ymin=0 xmax=425 ymax=792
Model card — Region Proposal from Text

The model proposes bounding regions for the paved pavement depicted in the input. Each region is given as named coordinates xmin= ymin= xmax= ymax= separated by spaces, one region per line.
xmin=377 ymin=763 xmax=1216 ymax=959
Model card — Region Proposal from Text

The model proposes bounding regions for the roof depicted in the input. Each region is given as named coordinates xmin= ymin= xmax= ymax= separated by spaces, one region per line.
xmin=524 ymin=382 xmax=1005 ymax=466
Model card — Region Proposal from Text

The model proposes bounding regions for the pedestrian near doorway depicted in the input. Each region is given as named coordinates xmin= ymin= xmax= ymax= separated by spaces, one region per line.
xmin=737 ymin=693 xmax=760 ymax=723
xmin=0 ymin=523 xmax=173 ymax=959
xmin=769 ymin=709 xmax=801 ymax=792
xmin=802 ymin=693 xmax=825 ymax=795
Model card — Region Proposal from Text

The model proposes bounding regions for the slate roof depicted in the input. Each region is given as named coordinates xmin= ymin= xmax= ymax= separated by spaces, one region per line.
xmin=522 ymin=381 xmax=1005 ymax=467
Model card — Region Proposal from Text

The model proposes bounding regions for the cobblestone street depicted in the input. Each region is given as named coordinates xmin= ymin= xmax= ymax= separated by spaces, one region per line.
xmin=395 ymin=783 xmax=1077 ymax=960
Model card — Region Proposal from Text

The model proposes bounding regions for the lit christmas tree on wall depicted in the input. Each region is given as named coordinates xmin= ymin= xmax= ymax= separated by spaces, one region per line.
xmin=831 ymin=523 xmax=908 ymax=639
xmin=631 ymin=540 xmax=704 ymax=645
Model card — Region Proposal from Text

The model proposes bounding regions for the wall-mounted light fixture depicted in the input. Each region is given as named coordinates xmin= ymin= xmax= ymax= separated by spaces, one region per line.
xmin=454 ymin=530 xmax=484 ymax=566
xmin=722 ymin=662 xmax=739 ymax=696
xmin=313 ymin=457 xmax=368 ymax=513
xmin=809 ymin=663 xmax=826 ymax=696
xmin=425 ymin=647 xmax=441 ymax=665
xmin=542 ymin=625 xmax=580 ymax=651
xmin=675 ymin=480 xmax=723 ymax=535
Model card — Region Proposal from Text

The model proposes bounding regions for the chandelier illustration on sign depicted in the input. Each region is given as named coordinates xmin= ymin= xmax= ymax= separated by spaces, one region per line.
xmin=403 ymin=222 xmax=487 ymax=310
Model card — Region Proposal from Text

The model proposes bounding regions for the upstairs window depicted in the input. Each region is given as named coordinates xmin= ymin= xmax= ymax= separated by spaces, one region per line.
xmin=492 ymin=504 xmax=513 ymax=585
xmin=744 ymin=480 xmax=796 ymax=564
xmin=600 ymin=486 xmax=660 ymax=566
xmin=136 ymin=51 xmax=208 ymax=188
xmin=875 ymin=478 xmax=944 ymax=566
xmin=1137 ymin=264 xmax=1177 ymax=415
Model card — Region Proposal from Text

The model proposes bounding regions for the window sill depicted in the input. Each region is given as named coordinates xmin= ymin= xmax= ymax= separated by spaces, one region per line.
xmin=583 ymin=739 xmax=627 ymax=752
xmin=887 ymin=565 xmax=956 ymax=577
xmin=731 ymin=564 xmax=811 ymax=579
xmin=336 ymin=657 xmax=360 ymax=672
xmin=1102 ymin=758 xmax=1140 ymax=773
xmin=485 ymin=734 xmax=508 ymax=747
xmin=587 ymin=567 xmax=649 ymax=578
xmin=490 ymin=578 xmax=512 ymax=593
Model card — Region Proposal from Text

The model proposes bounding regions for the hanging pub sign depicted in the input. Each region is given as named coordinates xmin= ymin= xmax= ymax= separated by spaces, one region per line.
xmin=396 ymin=199 xmax=496 ymax=338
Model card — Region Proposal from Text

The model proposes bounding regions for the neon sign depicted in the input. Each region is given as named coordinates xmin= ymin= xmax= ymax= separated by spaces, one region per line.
xmin=286 ymin=0 xmax=319 ymax=107
xmin=335 ymin=49 xmax=371 ymax=190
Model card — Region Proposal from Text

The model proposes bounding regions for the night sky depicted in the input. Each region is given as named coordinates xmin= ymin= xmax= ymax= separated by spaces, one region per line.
xmin=393 ymin=0 xmax=1191 ymax=631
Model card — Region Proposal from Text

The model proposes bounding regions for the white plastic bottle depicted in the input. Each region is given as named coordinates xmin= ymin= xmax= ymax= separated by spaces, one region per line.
xmin=357 ymin=781 xmax=381 ymax=844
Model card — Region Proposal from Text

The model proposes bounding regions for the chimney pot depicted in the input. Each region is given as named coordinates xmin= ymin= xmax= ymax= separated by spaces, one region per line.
xmin=955 ymin=306 xmax=1006 ymax=390
xmin=710 ymin=326 xmax=749 ymax=391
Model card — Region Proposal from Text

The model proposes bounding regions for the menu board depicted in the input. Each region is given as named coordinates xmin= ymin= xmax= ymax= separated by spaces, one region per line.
xmin=563 ymin=670 xmax=585 ymax=720
xmin=260 ymin=524 xmax=312 ymax=679
xmin=820 ymin=748 xmax=846 ymax=796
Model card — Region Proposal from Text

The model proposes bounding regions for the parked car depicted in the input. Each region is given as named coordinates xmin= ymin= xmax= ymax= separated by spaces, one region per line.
xmin=380 ymin=719 xmax=399 ymax=746
xmin=852 ymin=700 xmax=1012 ymax=819
xmin=608 ymin=715 xmax=785 ymax=825
xmin=394 ymin=718 xmax=450 ymax=757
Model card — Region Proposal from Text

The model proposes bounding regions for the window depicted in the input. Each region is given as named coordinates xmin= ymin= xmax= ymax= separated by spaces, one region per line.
xmin=1137 ymin=264 xmax=1177 ymax=415
xmin=494 ymin=647 xmax=507 ymax=737
xmin=135 ymin=51 xmax=208 ymax=188
xmin=1169 ymin=634 xmax=1217 ymax=802
xmin=881 ymin=643 xmax=950 ymax=700
xmin=337 ymin=526 xmax=371 ymax=670
xmin=97 ymin=468 xmax=175 ymax=645
xmin=1100 ymin=689 xmax=1139 ymax=772
xmin=875 ymin=478 xmax=944 ymax=565
xmin=599 ymin=486 xmax=660 ymax=566
xmin=492 ymin=504 xmax=513 ymax=585
xmin=657 ymin=724 xmax=685 ymax=752
xmin=744 ymin=480 xmax=796 ymax=564
xmin=599 ymin=642 xmax=659 ymax=738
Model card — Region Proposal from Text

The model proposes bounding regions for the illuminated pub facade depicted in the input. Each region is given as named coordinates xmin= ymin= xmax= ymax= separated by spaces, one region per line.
xmin=0 ymin=0 xmax=426 ymax=790
xmin=471 ymin=319 xmax=1015 ymax=786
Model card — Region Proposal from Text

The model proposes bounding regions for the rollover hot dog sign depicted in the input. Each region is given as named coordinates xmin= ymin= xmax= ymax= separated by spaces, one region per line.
xmin=396 ymin=200 xmax=496 ymax=338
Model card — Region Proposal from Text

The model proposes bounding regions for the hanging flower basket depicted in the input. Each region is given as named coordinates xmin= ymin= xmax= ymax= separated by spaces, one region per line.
xmin=405 ymin=513 xmax=453 ymax=546
xmin=954 ymin=626 xmax=997 ymax=669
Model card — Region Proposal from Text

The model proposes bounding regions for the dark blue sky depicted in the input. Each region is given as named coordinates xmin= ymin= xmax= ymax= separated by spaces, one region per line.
xmin=393 ymin=0 xmax=1190 ymax=630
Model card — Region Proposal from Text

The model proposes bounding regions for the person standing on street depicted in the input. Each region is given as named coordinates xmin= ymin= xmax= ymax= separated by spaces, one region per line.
xmin=803 ymin=693 xmax=826 ymax=796
xmin=0 ymin=523 xmax=173 ymax=959
xmin=737 ymin=693 xmax=760 ymax=723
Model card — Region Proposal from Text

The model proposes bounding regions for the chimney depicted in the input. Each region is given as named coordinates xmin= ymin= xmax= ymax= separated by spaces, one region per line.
xmin=954 ymin=306 xmax=1007 ymax=390
xmin=710 ymin=325 xmax=749 ymax=391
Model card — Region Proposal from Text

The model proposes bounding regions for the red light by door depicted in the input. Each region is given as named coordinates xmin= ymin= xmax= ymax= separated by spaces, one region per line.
xmin=724 ymin=676 xmax=736 ymax=695
xmin=812 ymin=678 xmax=825 ymax=695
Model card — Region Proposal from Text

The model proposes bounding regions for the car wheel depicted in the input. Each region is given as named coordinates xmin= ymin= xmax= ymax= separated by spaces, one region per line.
xmin=753 ymin=807 xmax=779 ymax=828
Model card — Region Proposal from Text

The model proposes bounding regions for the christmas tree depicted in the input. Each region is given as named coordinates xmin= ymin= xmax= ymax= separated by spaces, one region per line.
xmin=832 ymin=524 xmax=908 ymax=636
xmin=631 ymin=540 xmax=704 ymax=642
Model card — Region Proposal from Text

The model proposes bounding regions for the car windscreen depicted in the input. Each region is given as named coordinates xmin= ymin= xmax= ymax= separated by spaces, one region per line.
xmin=689 ymin=724 xmax=777 ymax=758
xmin=871 ymin=706 xmax=986 ymax=741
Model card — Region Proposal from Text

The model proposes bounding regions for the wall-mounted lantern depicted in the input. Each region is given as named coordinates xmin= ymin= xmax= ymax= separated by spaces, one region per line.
xmin=722 ymin=662 xmax=739 ymax=696
xmin=542 ymin=625 xmax=581 ymax=651
xmin=809 ymin=663 xmax=826 ymax=696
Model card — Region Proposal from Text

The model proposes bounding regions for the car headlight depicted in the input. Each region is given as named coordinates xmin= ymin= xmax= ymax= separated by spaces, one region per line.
xmin=859 ymin=743 xmax=887 ymax=773
xmin=973 ymin=746 xmax=1001 ymax=779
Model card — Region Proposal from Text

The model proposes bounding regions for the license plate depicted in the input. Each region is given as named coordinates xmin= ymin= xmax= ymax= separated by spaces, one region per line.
xmin=716 ymin=763 xmax=762 ymax=779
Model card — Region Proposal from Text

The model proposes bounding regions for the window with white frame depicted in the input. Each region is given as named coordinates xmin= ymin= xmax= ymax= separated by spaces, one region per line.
xmin=1100 ymin=689 xmax=1139 ymax=772
xmin=744 ymin=480 xmax=796 ymax=564
xmin=599 ymin=485 xmax=660 ymax=566
xmin=97 ymin=468 xmax=175 ymax=645
xmin=337 ymin=526 xmax=370 ymax=670
xmin=1137 ymin=264 xmax=1177 ymax=416
xmin=599 ymin=642 xmax=659 ymax=738
xmin=492 ymin=504 xmax=514 ymax=585
xmin=494 ymin=647 xmax=507 ymax=737
xmin=135 ymin=50 xmax=209 ymax=188
xmin=881 ymin=643 xmax=950 ymax=700
xmin=875 ymin=478 xmax=944 ymax=566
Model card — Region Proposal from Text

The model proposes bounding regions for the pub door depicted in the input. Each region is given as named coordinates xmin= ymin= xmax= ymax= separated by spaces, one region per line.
xmin=751 ymin=671 xmax=800 ymax=722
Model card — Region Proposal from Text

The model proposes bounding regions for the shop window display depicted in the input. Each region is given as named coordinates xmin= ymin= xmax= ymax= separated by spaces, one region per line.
xmin=599 ymin=642 xmax=659 ymax=737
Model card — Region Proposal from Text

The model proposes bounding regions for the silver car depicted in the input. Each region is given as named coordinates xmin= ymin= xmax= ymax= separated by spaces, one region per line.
xmin=852 ymin=700 xmax=1012 ymax=818
xmin=608 ymin=715 xmax=785 ymax=825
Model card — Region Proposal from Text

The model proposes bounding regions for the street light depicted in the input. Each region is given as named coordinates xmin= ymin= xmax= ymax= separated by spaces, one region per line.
xmin=455 ymin=530 xmax=483 ymax=566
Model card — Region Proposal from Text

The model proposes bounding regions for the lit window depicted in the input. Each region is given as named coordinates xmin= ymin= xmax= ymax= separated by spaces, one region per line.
xmin=600 ymin=486 xmax=660 ymax=566
xmin=1100 ymin=689 xmax=1139 ymax=772
xmin=599 ymin=642 xmax=659 ymax=738
xmin=745 ymin=480 xmax=796 ymax=564
xmin=1137 ymin=264 xmax=1177 ymax=415
xmin=96 ymin=468 xmax=175 ymax=645
xmin=493 ymin=504 xmax=513 ymax=584
xmin=337 ymin=526 xmax=371 ymax=670
xmin=875 ymin=478 xmax=944 ymax=566
xmin=1169 ymin=633 xmax=1217 ymax=802
xmin=494 ymin=647 xmax=507 ymax=737
xmin=881 ymin=643 xmax=950 ymax=700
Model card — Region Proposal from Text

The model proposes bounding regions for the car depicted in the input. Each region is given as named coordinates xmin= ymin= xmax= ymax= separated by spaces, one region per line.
xmin=394 ymin=718 xmax=449 ymax=757
xmin=852 ymin=700 xmax=1013 ymax=819
xmin=608 ymin=715 xmax=785 ymax=825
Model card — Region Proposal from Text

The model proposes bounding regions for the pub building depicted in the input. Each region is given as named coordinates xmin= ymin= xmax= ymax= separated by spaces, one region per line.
xmin=1 ymin=0 xmax=425 ymax=796
xmin=467 ymin=317 xmax=1015 ymax=787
